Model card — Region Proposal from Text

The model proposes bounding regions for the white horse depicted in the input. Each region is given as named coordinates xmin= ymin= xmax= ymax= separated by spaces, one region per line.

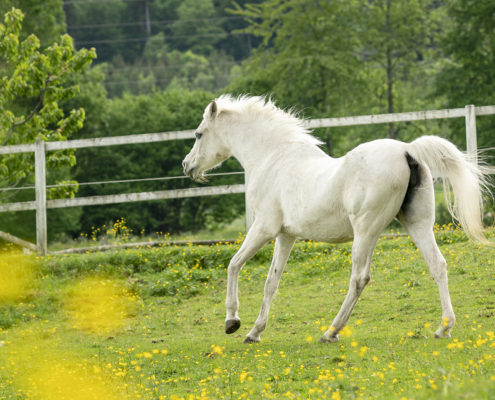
xmin=183 ymin=95 xmax=491 ymax=344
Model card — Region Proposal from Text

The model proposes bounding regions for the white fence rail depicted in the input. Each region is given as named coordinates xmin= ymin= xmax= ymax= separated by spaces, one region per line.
xmin=1 ymin=104 xmax=494 ymax=254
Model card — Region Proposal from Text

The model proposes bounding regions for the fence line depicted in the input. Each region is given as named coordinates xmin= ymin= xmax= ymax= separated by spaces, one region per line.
xmin=0 ymin=171 xmax=246 ymax=192
xmin=0 ymin=184 xmax=246 ymax=213
xmin=0 ymin=130 xmax=195 ymax=155
xmin=1 ymin=104 xmax=494 ymax=255
xmin=2 ymin=105 xmax=493 ymax=156
xmin=306 ymin=105 xmax=495 ymax=129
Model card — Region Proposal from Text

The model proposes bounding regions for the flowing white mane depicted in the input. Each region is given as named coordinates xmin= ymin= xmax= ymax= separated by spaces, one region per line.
xmin=214 ymin=94 xmax=323 ymax=147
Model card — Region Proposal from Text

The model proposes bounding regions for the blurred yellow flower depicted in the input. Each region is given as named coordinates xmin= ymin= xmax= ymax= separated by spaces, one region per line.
xmin=331 ymin=391 xmax=342 ymax=400
xmin=340 ymin=326 xmax=353 ymax=337
xmin=63 ymin=276 xmax=140 ymax=334
xmin=5 ymin=330 xmax=132 ymax=400
xmin=210 ymin=344 xmax=223 ymax=355
xmin=0 ymin=251 xmax=36 ymax=304
xmin=359 ymin=346 xmax=369 ymax=357
xmin=239 ymin=371 xmax=249 ymax=383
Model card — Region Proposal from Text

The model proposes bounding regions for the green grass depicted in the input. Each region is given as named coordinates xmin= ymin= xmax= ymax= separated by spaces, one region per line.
xmin=47 ymin=216 xmax=249 ymax=252
xmin=1 ymin=228 xmax=494 ymax=399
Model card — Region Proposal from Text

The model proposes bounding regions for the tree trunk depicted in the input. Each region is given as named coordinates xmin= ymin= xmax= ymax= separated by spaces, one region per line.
xmin=325 ymin=130 xmax=333 ymax=156
xmin=386 ymin=0 xmax=396 ymax=139
xmin=144 ymin=0 xmax=151 ymax=40
xmin=387 ymin=49 xmax=395 ymax=138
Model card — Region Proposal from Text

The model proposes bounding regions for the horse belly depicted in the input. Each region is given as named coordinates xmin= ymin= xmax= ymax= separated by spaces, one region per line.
xmin=282 ymin=206 xmax=353 ymax=243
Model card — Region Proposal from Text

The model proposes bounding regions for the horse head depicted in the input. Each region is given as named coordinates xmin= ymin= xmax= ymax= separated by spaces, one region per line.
xmin=182 ymin=100 xmax=232 ymax=183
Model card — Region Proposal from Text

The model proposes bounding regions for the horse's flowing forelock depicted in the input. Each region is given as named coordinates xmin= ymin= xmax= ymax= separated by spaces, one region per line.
xmin=215 ymin=94 xmax=323 ymax=147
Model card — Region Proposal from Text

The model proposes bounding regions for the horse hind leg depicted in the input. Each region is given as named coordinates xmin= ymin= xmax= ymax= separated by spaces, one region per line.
xmin=400 ymin=218 xmax=456 ymax=337
xmin=398 ymin=167 xmax=455 ymax=338
xmin=321 ymin=231 xmax=379 ymax=343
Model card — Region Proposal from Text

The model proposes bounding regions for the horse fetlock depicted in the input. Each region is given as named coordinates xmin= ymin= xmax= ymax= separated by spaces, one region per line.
xmin=254 ymin=320 xmax=266 ymax=332
xmin=435 ymin=315 xmax=455 ymax=338
xmin=319 ymin=334 xmax=339 ymax=344
xmin=244 ymin=334 xmax=260 ymax=344
xmin=225 ymin=318 xmax=241 ymax=334
xmin=434 ymin=328 xmax=452 ymax=339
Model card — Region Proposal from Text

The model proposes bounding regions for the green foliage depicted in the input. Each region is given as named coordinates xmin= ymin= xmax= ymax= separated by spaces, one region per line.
xmin=227 ymin=0 xmax=448 ymax=154
xmin=63 ymin=0 xmax=137 ymax=63
xmin=0 ymin=8 xmax=96 ymax=202
xmin=228 ymin=0 xmax=366 ymax=117
xmin=0 ymin=0 xmax=66 ymax=48
xmin=70 ymin=89 xmax=245 ymax=236
xmin=62 ymin=0 xmax=261 ymax=96
xmin=104 ymin=34 xmax=237 ymax=97
xmin=435 ymin=0 xmax=495 ymax=149
xmin=361 ymin=0 xmax=442 ymax=138
xmin=2 ymin=1 xmax=494 ymax=242
xmin=172 ymin=0 xmax=226 ymax=55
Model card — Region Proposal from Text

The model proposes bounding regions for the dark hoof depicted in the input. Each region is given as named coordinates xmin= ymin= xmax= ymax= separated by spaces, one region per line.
xmin=225 ymin=319 xmax=241 ymax=334
xmin=244 ymin=336 xmax=260 ymax=344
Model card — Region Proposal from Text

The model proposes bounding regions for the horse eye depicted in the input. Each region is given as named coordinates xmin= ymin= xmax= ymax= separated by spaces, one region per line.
xmin=195 ymin=132 xmax=203 ymax=140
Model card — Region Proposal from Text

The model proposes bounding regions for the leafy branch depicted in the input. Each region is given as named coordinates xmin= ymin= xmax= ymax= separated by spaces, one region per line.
xmin=0 ymin=8 xmax=96 ymax=201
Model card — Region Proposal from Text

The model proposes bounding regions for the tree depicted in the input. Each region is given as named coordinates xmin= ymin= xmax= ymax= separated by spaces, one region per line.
xmin=230 ymin=0 xmax=365 ymax=113
xmin=361 ymin=0 xmax=436 ymax=138
xmin=228 ymin=0 xmax=448 ymax=154
xmin=63 ymin=0 xmax=141 ymax=63
xmin=435 ymin=0 xmax=495 ymax=149
xmin=210 ymin=0 xmax=264 ymax=61
xmin=0 ymin=8 xmax=96 ymax=202
xmin=228 ymin=0 xmax=368 ymax=154
xmin=0 ymin=0 xmax=66 ymax=48
xmin=103 ymin=32 xmax=238 ymax=97
xmin=171 ymin=0 xmax=226 ymax=55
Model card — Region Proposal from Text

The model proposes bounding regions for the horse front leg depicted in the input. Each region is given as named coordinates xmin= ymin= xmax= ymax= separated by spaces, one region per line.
xmin=225 ymin=222 xmax=272 ymax=334
xmin=321 ymin=233 xmax=378 ymax=343
xmin=245 ymin=233 xmax=296 ymax=343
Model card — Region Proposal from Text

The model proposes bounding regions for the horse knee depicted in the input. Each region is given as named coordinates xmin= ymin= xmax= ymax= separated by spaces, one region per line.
xmin=227 ymin=257 xmax=243 ymax=274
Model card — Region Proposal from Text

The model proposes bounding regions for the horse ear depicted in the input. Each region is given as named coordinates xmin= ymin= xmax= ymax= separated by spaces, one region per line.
xmin=210 ymin=101 xmax=218 ymax=117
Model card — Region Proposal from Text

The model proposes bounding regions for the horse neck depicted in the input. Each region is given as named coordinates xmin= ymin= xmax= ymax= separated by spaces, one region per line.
xmin=224 ymin=125 xmax=289 ymax=174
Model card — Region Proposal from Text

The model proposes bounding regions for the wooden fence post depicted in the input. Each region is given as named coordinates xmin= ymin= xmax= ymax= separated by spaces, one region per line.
xmin=35 ymin=139 xmax=47 ymax=255
xmin=465 ymin=104 xmax=478 ymax=164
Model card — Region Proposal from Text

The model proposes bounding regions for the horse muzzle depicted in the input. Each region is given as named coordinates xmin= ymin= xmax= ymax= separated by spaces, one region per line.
xmin=182 ymin=159 xmax=193 ymax=177
xmin=182 ymin=160 xmax=207 ymax=183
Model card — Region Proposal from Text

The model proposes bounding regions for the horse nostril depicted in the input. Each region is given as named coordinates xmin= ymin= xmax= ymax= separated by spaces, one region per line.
xmin=183 ymin=161 xmax=195 ymax=177
xmin=182 ymin=160 xmax=191 ymax=174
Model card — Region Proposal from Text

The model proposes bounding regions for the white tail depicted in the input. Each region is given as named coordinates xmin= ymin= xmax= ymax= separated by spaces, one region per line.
xmin=408 ymin=136 xmax=493 ymax=243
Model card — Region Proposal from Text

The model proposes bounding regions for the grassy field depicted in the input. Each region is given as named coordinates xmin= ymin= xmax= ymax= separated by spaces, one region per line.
xmin=0 ymin=227 xmax=494 ymax=399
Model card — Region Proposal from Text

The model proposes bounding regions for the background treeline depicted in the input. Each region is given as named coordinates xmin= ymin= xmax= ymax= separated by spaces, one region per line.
xmin=64 ymin=0 xmax=261 ymax=97
xmin=0 ymin=0 xmax=494 ymax=243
